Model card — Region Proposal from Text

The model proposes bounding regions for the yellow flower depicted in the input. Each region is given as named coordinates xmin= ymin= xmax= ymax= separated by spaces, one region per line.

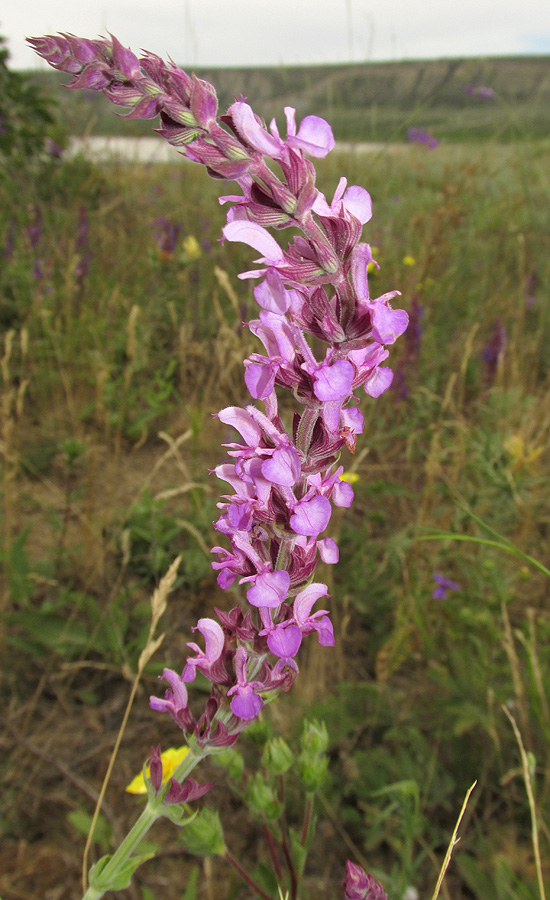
xmin=339 ymin=471 xmax=360 ymax=484
xmin=403 ymin=255 xmax=416 ymax=266
xmin=504 ymin=434 xmax=544 ymax=472
xmin=126 ymin=746 xmax=190 ymax=795
xmin=182 ymin=235 xmax=201 ymax=260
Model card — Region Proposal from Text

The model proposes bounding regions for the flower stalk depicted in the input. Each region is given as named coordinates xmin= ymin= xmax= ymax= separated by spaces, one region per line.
xmin=28 ymin=30 xmax=404 ymax=898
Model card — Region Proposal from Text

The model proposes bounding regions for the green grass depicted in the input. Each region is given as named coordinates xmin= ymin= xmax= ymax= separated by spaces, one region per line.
xmin=29 ymin=54 xmax=550 ymax=143
xmin=1 ymin=120 xmax=550 ymax=898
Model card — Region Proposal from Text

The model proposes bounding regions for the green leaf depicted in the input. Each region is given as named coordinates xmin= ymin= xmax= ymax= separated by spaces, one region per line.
xmin=14 ymin=610 xmax=89 ymax=657
xmin=181 ymin=864 xmax=199 ymax=900
xmin=289 ymin=827 xmax=308 ymax=878
xmin=179 ymin=808 xmax=225 ymax=857
xmin=89 ymin=850 xmax=156 ymax=891
xmin=67 ymin=809 xmax=113 ymax=849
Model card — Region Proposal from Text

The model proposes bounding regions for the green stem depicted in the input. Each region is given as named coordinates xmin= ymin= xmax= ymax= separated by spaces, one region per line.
xmin=224 ymin=849 xmax=275 ymax=900
xmin=82 ymin=744 xmax=208 ymax=900
xmin=83 ymin=803 xmax=160 ymax=900
xmin=417 ymin=533 xmax=550 ymax=580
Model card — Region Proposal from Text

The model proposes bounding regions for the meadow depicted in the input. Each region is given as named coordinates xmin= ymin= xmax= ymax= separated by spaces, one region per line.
xmin=2 ymin=53 xmax=550 ymax=900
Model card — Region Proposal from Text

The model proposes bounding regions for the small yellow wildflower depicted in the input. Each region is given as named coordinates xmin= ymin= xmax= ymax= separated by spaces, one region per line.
xmin=125 ymin=746 xmax=190 ymax=795
xmin=339 ymin=471 xmax=360 ymax=484
xmin=403 ymin=255 xmax=416 ymax=267
xmin=182 ymin=235 xmax=201 ymax=261
xmin=504 ymin=434 xmax=544 ymax=472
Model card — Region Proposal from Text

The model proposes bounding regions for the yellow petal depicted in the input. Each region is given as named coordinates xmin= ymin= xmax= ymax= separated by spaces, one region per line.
xmin=125 ymin=746 xmax=190 ymax=795
xmin=340 ymin=471 xmax=360 ymax=484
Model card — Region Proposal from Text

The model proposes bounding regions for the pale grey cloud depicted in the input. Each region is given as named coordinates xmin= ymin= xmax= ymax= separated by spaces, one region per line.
xmin=4 ymin=0 xmax=550 ymax=70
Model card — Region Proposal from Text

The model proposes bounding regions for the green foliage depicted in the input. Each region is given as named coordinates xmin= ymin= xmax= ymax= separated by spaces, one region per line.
xmin=0 ymin=35 xmax=55 ymax=163
xmin=179 ymin=808 xmax=225 ymax=857
xmin=2 ymin=108 xmax=550 ymax=897
xmin=34 ymin=55 xmax=550 ymax=143
xmin=68 ymin=808 xmax=113 ymax=851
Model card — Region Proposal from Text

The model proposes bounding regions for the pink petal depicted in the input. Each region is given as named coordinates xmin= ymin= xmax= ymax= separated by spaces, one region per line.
xmin=370 ymin=301 xmax=409 ymax=344
xmin=223 ymin=220 xmax=284 ymax=264
xmin=294 ymin=583 xmax=329 ymax=623
xmin=313 ymin=359 xmax=354 ymax=402
xmin=247 ymin=569 xmax=290 ymax=608
xmin=217 ymin=406 xmax=262 ymax=446
xmin=254 ymin=269 xmax=290 ymax=314
xmin=342 ymin=185 xmax=373 ymax=224
xmin=318 ymin=537 xmax=339 ymax=564
xmin=290 ymin=496 xmax=331 ymax=537
xmin=267 ymin=624 xmax=302 ymax=658
xmin=261 ymin=447 xmax=301 ymax=486
xmin=229 ymin=100 xmax=283 ymax=157
xmin=364 ymin=366 xmax=394 ymax=398
xmin=195 ymin=618 xmax=225 ymax=662
xmin=291 ymin=115 xmax=335 ymax=158
xmin=230 ymin=685 xmax=263 ymax=720
xmin=245 ymin=362 xmax=277 ymax=400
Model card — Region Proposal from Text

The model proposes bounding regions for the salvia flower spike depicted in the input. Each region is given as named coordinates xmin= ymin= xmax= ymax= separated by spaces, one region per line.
xmin=29 ymin=32 xmax=402 ymax=899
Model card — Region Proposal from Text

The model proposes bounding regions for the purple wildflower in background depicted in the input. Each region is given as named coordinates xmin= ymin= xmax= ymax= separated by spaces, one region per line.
xmin=26 ymin=207 xmax=43 ymax=248
xmin=45 ymin=137 xmax=64 ymax=158
xmin=432 ymin=572 xmax=460 ymax=600
xmin=407 ymin=128 xmax=439 ymax=150
xmin=482 ymin=317 xmax=506 ymax=386
xmin=465 ymin=84 xmax=495 ymax=100
xmin=150 ymin=216 xmax=182 ymax=261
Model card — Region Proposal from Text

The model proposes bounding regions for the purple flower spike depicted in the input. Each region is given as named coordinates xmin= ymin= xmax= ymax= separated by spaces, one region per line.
xmin=30 ymin=30 xmax=409 ymax=757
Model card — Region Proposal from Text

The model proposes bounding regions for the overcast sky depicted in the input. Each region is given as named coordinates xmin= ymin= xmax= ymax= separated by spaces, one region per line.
xmin=4 ymin=0 xmax=550 ymax=70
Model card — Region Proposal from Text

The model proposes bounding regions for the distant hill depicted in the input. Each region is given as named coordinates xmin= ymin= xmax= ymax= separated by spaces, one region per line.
xmin=27 ymin=56 xmax=550 ymax=143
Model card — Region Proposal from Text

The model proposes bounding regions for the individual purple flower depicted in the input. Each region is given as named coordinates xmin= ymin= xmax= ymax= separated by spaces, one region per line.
xmin=227 ymin=646 xmax=265 ymax=720
xmin=408 ymin=128 xmax=439 ymax=150
xmin=150 ymin=668 xmax=195 ymax=732
xmin=432 ymin=572 xmax=461 ymax=600
xmin=343 ymin=861 xmax=388 ymax=900
xmin=182 ymin=618 xmax=225 ymax=682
